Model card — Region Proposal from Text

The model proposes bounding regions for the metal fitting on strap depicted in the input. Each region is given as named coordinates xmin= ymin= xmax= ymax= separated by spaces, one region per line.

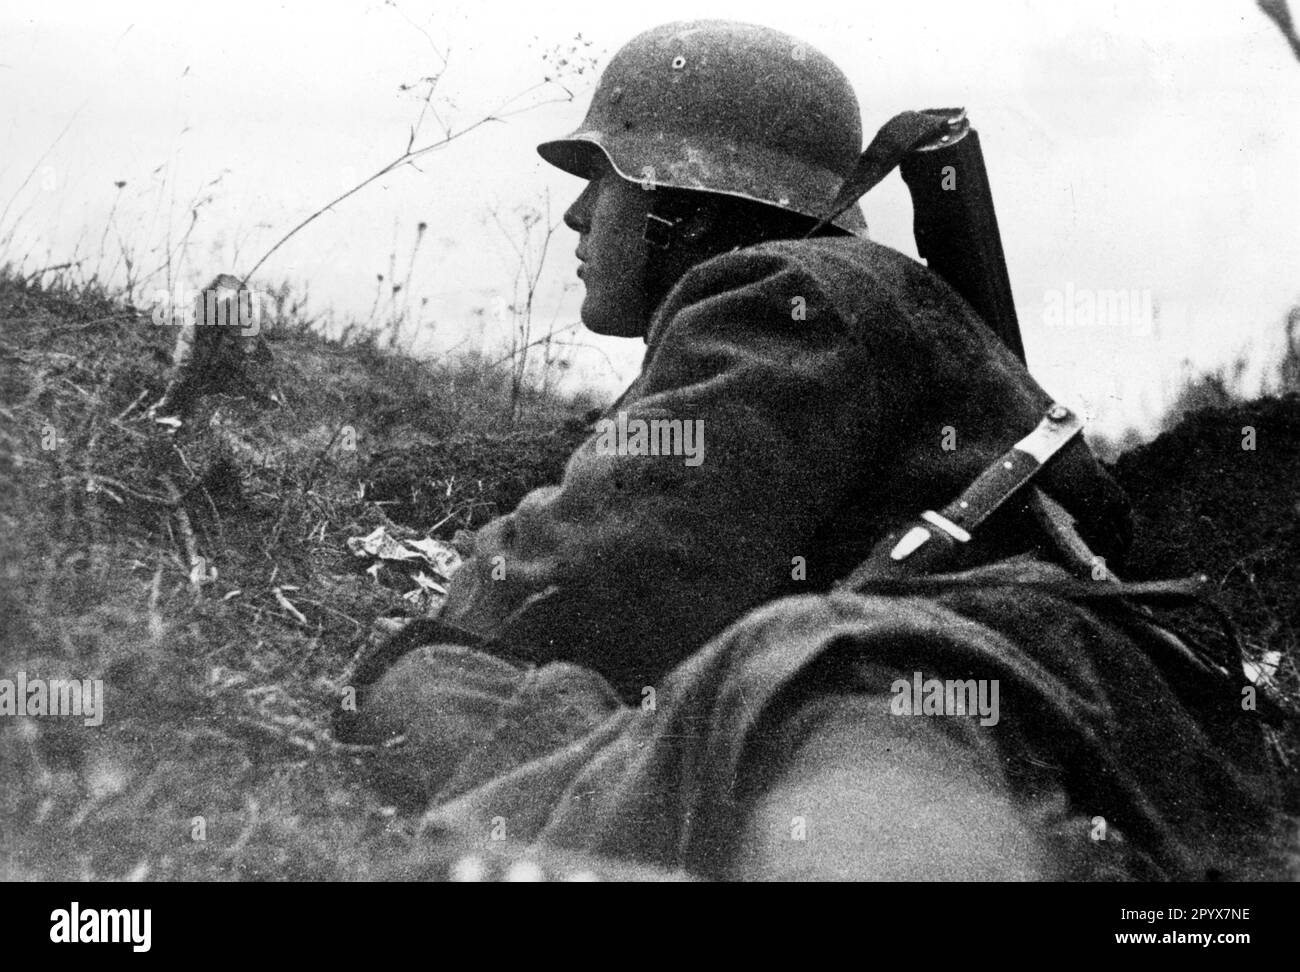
xmin=643 ymin=213 xmax=680 ymax=250
xmin=920 ymin=510 xmax=972 ymax=542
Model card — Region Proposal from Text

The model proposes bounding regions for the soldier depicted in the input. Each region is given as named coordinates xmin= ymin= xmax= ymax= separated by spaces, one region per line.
xmin=341 ymin=21 xmax=1287 ymax=881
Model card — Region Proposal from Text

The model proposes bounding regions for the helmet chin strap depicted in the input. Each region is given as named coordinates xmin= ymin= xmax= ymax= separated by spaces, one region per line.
xmin=639 ymin=190 xmax=834 ymax=317
xmin=640 ymin=191 xmax=763 ymax=309
xmin=640 ymin=198 xmax=687 ymax=312
xmin=643 ymin=210 xmax=682 ymax=251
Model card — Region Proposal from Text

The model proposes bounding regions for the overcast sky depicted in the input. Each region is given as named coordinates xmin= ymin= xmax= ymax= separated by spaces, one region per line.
xmin=3 ymin=0 xmax=1298 ymax=440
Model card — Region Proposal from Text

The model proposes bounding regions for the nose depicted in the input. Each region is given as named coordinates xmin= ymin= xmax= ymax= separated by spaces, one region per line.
xmin=564 ymin=179 xmax=598 ymax=234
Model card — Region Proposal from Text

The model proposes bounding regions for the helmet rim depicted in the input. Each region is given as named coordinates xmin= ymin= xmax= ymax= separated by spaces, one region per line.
xmin=538 ymin=132 xmax=868 ymax=236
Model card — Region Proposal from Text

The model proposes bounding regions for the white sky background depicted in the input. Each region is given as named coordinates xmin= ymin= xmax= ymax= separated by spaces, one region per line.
xmin=2 ymin=0 xmax=1298 ymax=441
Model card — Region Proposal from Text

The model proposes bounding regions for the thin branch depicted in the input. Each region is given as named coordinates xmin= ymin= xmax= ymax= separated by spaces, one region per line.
xmin=239 ymin=56 xmax=580 ymax=287
xmin=239 ymin=114 xmax=497 ymax=287
xmin=0 ymin=105 xmax=84 ymax=237
xmin=486 ymin=321 xmax=583 ymax=369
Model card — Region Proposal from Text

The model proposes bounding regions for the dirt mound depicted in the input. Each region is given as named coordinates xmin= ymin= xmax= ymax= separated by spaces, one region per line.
xmin=1111 ymin=394 xmax=1300 ymax=800
xmin=0 ymin=272 xmax=594 ymax=879
xmin=1114 ymin=393 xmax=1299 ymax=620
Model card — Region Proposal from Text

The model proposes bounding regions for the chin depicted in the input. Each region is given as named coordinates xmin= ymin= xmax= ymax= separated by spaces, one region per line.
xmin=581 ymin=298 xmax=640 ymax=338
xmin=588 ymin=320 xmax=644 ymax=339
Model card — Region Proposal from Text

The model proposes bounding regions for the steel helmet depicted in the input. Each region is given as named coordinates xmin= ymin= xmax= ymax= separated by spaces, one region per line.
xmin=538 ymin=20 xmax=868 ymax=236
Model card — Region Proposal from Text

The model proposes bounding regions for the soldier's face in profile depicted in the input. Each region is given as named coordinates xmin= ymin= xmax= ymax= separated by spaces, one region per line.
xmin=563 ymin=153 xmax=654 ymax=337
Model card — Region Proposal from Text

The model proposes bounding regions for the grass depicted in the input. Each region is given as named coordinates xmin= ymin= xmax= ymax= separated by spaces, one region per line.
xmin=0 ymin=268 xmax=591 ymax=879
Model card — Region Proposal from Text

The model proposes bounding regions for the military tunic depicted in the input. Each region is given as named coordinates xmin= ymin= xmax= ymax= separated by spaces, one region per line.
xmin=344 ymin=237 xmax=1285 ymax=881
